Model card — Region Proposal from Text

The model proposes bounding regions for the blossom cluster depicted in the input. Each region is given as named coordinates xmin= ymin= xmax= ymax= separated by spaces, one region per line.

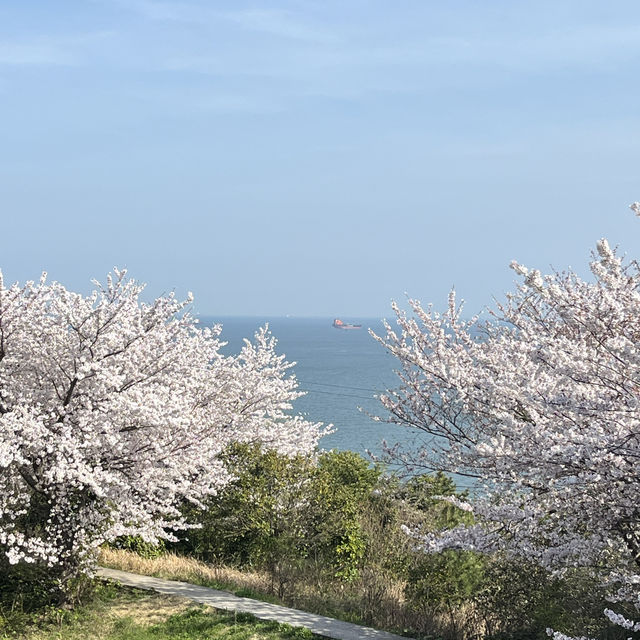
xmin=0 ymin=269 xmax=326 ymax=578
xmin=373 ymin=206 xmax=640 ymax=636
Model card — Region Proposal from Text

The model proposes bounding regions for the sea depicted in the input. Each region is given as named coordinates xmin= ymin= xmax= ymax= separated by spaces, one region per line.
xmin=200 ymin=316 xmax=406 ymax=458
xmin=201 ymin=316 xmax=476 ymax=490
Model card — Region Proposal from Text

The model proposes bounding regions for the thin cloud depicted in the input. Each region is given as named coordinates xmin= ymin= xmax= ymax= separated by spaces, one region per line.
xmin=94 ymin=1 xmax=640 ymax=84
xmin=0 ymin=42 xmax=77 ymax=67
xmin=100 ymin=0 xmax=203 ymax=23
xmin=225 ymin=9 xmax=339 ymax=44
xmin=8 ymin=3 xmax=640 ymax=115
xmin=158 ymin=21 xmax=640 ymax=85
xmin=104 ymin=0 xmax=337 ymax=43
xmin=192 ymin=93 xmax=285 ymax=114
xmin=0 ymin=31 xmax=116 ymax=67
xmin=384 ymin=24 xmax=640 ymax=72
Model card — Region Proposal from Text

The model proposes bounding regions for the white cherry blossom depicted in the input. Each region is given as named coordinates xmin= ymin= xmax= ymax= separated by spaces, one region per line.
xmin=0 ymin=269 xmax=326 ymax=580
xmin=374 ymin=206 xmax=640 ymax=636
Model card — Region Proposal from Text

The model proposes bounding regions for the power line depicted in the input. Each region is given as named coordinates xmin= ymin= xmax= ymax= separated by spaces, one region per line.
xmin=302 ymin=388 xmax=374 ymax=401
xmin=298 ymin=379 xmax=384 ymax=394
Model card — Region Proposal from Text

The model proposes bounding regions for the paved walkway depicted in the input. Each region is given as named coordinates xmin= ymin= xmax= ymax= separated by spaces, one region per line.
xmin=97 ymin=567 xmax=413 ymax=640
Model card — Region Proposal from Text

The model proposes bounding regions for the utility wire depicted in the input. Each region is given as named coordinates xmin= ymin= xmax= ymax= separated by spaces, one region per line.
xmin=302 ymin=388 xmax=374 ymax=401
xmin=298 ymin=379 xmax=384 ymax=394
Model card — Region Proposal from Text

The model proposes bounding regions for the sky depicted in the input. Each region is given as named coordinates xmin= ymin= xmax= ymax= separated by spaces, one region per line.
xmin=1 ymin=1 xmax=639 ymax=318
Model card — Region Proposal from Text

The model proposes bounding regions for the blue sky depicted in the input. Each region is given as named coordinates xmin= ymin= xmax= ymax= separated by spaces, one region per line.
xmin=1 ymin=1 xmax=639 ymax=317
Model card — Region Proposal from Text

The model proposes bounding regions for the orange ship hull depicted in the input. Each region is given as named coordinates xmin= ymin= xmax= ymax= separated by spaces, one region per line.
xmin=333 ymin=318 xmax=362 ymax=329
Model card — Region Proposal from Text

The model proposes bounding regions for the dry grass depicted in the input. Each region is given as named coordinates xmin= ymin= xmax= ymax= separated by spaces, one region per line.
xmin=105 ymin=591 xmax=191 ymax=627
xmin=100 ymin=548 xmax=271 ymax=596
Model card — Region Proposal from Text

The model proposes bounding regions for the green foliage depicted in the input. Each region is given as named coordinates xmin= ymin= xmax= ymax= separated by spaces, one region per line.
xmin=176 ymin=444 xmax=312 ymax=575
xmin=406 ymin=550 xmax=486 ymax=611
xmin=307 ymin=450 xmax=379 ymax=580
xmin=171 ymin=443 xmax=486 ymax=618
xmin=0 ymin=555 xmax=94 ymax=614
xmin=476 ymin=559 xmax=633 ymax=640
xmin=354 ymin=470 xmax=474 ymax=582
xmin=110 ymin=536 xmax=166 ymax=559
xmin=399 ymin=471 xmax=473 ymax=530
xmin=0 ymin=579 xmax=123 ymax=638
xmin=174 ymin=446 xmax=380 ymax=591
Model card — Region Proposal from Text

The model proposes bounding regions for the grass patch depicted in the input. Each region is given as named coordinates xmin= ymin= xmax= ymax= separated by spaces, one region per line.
xmin=114 ymin=609 xmax=316 ymax=640
xmin=1 ymin=582 xmax=317 ymax=640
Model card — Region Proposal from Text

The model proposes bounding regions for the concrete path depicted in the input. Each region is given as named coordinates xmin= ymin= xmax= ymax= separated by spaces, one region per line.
xmin=97 ymin=567 xmax=413 ymax=640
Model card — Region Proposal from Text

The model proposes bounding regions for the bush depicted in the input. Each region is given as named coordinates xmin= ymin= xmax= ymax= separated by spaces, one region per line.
xmin=110 ymin=536 xmax=166 ymax=559
xmin=476 ymin=558 xmax=634 ymax=640
xmin=171 ymin=445 xmax=381 ymax=594
xmin=406 ymin=550 xmax=485 ymax=611
xmin=0 ymin=555 xmax=95 ymax=614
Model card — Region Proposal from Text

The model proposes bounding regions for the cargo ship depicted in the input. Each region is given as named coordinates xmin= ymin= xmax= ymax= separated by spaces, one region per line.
xmin=333 ymin=318 xmax=362 ymax=330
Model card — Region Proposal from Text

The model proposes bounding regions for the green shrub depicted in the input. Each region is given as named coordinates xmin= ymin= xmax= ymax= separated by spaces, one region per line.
xmin=406 ymin=549 xmax=486 ymax=611
xmin=476 ymin=558 xmax=633 ymax=640
xmin=109 ymin=536 xmax=166 ymax=559
xmin=171 ymin=445 xmax=381 ymax=592
xmin=0 ymin=553 xmax=95 ymax=613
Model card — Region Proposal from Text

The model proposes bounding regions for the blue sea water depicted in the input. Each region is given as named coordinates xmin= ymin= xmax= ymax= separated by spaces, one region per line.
xmin=200 ymin=316 xmax=407 ymax=458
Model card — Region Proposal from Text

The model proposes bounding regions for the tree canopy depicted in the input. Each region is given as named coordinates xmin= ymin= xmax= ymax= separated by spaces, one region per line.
xmin=375 ymin=205 xmax=640 ymax=637
xmin=0 ymin=269 xmax=325 ymax=585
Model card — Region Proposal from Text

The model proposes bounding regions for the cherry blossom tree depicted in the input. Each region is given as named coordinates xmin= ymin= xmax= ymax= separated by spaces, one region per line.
xmin=0 ymin=269 xmax=325 ymax=589
xmin=374 ymin=205 xmax=640 ymax=636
